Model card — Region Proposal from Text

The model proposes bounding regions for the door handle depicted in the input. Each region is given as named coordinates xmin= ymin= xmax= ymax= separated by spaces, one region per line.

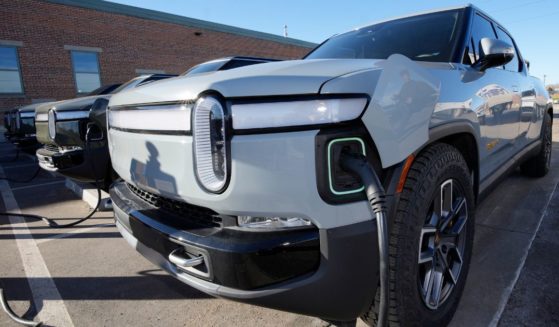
xmin=512 ymin=85 xmax=519 ymax=93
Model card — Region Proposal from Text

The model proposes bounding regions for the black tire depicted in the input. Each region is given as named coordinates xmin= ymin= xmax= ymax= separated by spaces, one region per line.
xmin=520 ymin=112 xmax=552 ymax=177
xmin=361 ymin=143 xmax=475 ymax=327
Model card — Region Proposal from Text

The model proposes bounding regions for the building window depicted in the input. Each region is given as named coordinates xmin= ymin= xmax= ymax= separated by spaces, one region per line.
xmin=0 ymin=46 xmax=24 ymax=94
xmin=71 ymin=51 xmax=101 ymax=94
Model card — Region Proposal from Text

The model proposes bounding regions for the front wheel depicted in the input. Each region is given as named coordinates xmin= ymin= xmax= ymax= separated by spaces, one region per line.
xmin=361 ymin=143 xmax=475 ymax=327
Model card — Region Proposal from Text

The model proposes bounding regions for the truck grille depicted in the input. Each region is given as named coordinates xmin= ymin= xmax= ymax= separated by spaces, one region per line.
xmin=126 ymin=183 xmax=222 ymax=228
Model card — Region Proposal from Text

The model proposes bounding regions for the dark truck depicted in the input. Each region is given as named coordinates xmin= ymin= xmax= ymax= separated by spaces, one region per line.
xmin=34 ymin=75 xmax=175 ymax=188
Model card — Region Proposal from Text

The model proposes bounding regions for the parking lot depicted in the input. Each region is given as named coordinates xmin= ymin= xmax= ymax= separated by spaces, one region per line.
xmin=1 ymin=112 xmax=559 ymax=327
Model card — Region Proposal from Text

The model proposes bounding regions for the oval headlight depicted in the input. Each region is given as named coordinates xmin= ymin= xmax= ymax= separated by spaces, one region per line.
xmin=48 ymin=109 xmax=56 ymax=139
xmin=193 ymin=96 xmax=227 ymax=193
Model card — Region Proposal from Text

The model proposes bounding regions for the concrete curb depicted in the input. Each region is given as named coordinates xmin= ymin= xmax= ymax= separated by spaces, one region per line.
xmin=64 ymin=178 xmax=113 ymax=211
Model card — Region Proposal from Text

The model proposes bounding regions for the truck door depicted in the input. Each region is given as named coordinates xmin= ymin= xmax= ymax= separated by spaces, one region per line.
xmin=470 ymin=14 xmax=521 ymax=179
xmin=494 ymin=26 xmax=537 ymax=147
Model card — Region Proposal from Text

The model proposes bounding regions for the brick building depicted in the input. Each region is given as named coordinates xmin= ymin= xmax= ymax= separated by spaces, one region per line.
xmin=0 ymin=0 xmax=315 ymax=111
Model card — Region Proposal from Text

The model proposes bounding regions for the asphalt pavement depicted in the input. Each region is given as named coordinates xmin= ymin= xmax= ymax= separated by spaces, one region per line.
xmin=1 ymin=115 xmax=558 ymax=326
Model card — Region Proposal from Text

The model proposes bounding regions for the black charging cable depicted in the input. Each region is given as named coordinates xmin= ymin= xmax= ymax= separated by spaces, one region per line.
xmin=0 ymin=126 xmax=103 ymax=227
xmin=0 ymin=126 xmax=105 ymax=326
xmin=340 ymin=150 xmax=389 ymax=327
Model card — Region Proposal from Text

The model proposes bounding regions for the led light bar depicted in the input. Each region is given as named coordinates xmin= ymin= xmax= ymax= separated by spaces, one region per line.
xmin=193 ymin=97 xmax=227 ymax=193
xmin=54 ymin=110 xmax=90 ymax=121
xmin=108 ymin=104 xmax=192 ymax=133
xmin=48 ymin=109 xmax=56 ymax=139
xmin=231 ymin=97 xmax=367 ymax=130
xmin=20 ymin=112 xmax=35 ymax=118
xmin=36 ymin=113 xmax=48 ymax=122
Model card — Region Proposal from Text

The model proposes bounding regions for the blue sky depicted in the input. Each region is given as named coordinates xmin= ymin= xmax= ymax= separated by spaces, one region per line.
xmin=111 ymin=0 xmax=558 ymax=85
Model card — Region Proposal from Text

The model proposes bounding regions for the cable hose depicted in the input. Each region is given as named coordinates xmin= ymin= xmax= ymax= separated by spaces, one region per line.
xmin=0 ymin=126 xmax=104 ymax=326
xmin=0 ymin=288 xmax=41 ymax=326
xmin=0 ymin=126 xmax=103 ymax=227
xmin=340 ymin=150 xmax=388 ymax=327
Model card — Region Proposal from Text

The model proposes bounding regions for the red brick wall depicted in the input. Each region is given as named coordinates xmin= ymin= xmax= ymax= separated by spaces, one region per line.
xmin=0 ymin=0 xmax=312 ymax=111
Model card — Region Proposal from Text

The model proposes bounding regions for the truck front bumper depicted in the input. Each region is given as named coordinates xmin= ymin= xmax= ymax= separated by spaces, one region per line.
xmin=36 ymin=145 xmax=108 ymax=182
xmin=111 ymin=180 xmax=380 ymax=321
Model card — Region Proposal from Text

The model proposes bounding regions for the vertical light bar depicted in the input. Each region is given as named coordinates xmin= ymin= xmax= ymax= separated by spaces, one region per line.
xmin=193 ymin=97 xmax=227 ymax=193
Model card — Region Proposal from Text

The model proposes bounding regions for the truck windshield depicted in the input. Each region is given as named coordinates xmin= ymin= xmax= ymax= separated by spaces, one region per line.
xmin=306 ymin=9 xmax=463 ymax=62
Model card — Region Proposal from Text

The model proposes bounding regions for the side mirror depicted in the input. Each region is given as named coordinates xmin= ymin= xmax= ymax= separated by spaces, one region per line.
xmin=525 ymin=59 xmax=530 ymax=71
xmin=473 ymin=38 xmax=514 ymax=71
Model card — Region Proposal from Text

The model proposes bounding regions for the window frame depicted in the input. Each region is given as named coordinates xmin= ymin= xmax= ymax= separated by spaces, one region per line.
xmin=0 ymin=45 xmax=25 ymax=95
xmin=493 ymin=25 xmax=522 ymax=73
xmin=462 ymin=8 xmax=525 ymax=73
xmin=70 ymin=50 xmax=102 ymax=95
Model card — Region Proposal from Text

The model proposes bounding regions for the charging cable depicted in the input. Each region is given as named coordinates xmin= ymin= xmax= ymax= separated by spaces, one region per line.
xmin=0 ymin=125 xmax=104 ymax=325
xmin=340 ymin=150 xmax=389 ymax=327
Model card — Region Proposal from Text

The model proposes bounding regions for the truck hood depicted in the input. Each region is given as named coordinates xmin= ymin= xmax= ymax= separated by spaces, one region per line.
xmin=36 ymin=95 xmax=111 ymax=114
xmin=110 ymin=59 xmax=382 ymax=106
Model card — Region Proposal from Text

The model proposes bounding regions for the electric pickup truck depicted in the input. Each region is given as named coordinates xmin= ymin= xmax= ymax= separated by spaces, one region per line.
xmin=107 ymin=5 xmax=552 ymax=326
xmin=6 ymin=102 xmax=54 ymax=148
xmin=34 ymin=75 xmax=174 ymax=188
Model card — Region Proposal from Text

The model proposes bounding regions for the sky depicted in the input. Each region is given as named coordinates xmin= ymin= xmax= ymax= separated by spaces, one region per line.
xmin=110 ymin=0 xmax=559 ymax=85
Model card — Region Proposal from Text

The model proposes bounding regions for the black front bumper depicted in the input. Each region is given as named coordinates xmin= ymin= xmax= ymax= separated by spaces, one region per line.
xmin=110 ymin=181 xmax=380 ymax=321
xmin=36 ymin=145 xmax=108 ymax=182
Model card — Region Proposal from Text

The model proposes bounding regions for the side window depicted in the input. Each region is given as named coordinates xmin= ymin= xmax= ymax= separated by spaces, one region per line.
xmin=71 ymin=51 xmax=101 ymax=94
xmin=469 ymin=14 xmax=497 ymax=62
xmin=0 ymin=46 xmax=24 ymax=94
xmin=494 ymin=27 xmax=520 ymax=72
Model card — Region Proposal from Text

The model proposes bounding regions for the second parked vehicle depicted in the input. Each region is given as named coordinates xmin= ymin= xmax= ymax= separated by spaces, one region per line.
xmin=35 ymin=75 xmax=176 ymax=188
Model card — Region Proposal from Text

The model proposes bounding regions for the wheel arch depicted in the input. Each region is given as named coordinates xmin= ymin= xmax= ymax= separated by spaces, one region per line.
xmin=422 ymin=122 xmax=480 ymax=199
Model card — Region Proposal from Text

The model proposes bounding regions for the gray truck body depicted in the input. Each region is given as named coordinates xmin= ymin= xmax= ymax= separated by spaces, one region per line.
xmin=106 ymin=5 xmax=551 ymax=322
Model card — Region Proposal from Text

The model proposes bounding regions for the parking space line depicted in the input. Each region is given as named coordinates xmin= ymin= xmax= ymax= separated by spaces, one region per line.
xmin=490 ymin=180 xmax=559 ymax=326
xmin=0 ymin=165 xmax=74 ymax=326
xmin=10 ymin=180 xmax=65 ymax=191
xmin=35 ymin=223 xmax=115 ymax=244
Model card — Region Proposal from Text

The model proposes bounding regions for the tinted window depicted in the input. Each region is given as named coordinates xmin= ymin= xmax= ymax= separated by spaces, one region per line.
xmin=221 ymin=59 xmax=269 ymax=70
xmin=182 ymin=60 xmax=227 ymax=76
xmin=495 ymin=27 xmax=520 ymax=72
xmin=111 ymin=78 xmax=143 ymax=94
xmin=470 ymin=14 xmax=497 ymax=62
xmin=87 ymin=83 xmax=121 ymax=96
xmin=71 ymin=51 xmax=101 ymax=93
xmin=306 ymin=10 xmax=462 ymax=62
xmin=0 ymin=46 xmax=23 ymax=94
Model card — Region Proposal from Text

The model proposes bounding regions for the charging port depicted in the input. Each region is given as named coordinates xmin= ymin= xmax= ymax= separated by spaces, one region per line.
xmin=328 ymin=137 xmax=366 ymax=195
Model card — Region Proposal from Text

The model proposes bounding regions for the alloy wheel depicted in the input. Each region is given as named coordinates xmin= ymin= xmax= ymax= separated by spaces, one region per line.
xmin=418 ymin=179 xmax=468 ymax=310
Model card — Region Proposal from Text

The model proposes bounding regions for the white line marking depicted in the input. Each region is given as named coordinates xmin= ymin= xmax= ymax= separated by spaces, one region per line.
xmin=10 ymin=180 xmax=65 ymax=191
xmin=0 ymin=165 xmax=74 ymax=326
xmin=35 ymin=223 xmax=114 ymax=244
xmin=490 ymin=181 xmax=559 ymax=326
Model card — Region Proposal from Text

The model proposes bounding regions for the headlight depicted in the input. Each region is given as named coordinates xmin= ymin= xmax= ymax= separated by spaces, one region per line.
xmin=237 ymin=216 xmax=312 ymax=229
xmin=48 ymin=109 xmax=56 ymax=139
xmin=193 ymin=96 xmax=227 ymax=193
xmin=231 ymin=97 xmax=368 ymax=130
